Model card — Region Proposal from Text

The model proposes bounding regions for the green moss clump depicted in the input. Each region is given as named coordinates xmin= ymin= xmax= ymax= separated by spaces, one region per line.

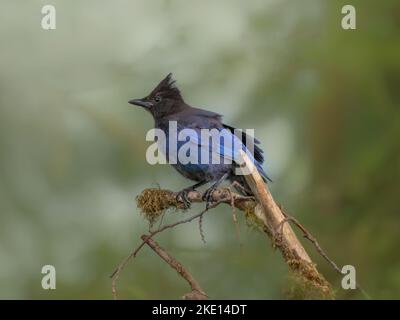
xmin=284 ymin=252 xmax=334 ymax=299
xmin=242 ymin=203 xmax=265 ymax=231
xmin=136 ymin=188 xmax=181 ymax=225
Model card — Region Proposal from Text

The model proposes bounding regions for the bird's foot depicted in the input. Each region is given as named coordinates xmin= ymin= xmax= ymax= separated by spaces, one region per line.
xmin=231 ymin=180 xmax=252 ymax=196
xmin=202 ymin=188 xmax=216 ymax=209
xmin=176 ymin=189 xmax=192 ymax=209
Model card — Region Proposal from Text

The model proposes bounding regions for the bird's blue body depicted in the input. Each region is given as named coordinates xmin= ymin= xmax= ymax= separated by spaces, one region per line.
xmin=156 ymin=114 xmax=269 ymax=185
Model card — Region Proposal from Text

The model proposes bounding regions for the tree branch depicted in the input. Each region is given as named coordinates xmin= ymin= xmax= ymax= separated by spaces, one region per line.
xmin=239 ymin=150 xmax=333 ymax=298
xmin=113 ymin=154 xmax=339 ymax=299
xmin=141 ymin=235 xmax=208 ymax=300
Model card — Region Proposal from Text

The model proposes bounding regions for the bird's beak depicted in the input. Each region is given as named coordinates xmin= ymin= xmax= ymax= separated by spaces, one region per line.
xmin=128 ymin=98 xmax=152 ymax=108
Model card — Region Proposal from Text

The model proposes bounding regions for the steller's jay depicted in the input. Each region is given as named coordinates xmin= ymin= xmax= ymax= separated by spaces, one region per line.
xmin=129 ymin=73 xmax=270 ymax=208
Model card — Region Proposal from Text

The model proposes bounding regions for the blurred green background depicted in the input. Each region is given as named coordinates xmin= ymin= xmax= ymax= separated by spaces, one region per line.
xmin=0 ymin=0 xmax=399 ymax=299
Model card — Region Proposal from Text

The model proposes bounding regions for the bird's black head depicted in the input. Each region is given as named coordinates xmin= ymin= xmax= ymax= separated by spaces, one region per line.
xmin=129 ymin=73 xmax=185 ymax=119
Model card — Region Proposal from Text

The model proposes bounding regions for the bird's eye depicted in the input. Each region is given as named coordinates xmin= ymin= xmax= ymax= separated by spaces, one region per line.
xmin=155 ymin=95 xmax=162 ymax=103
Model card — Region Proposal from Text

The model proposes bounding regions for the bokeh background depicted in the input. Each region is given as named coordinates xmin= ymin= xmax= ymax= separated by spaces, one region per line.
xmin=0 ymin=0 xmax=399 ymax=299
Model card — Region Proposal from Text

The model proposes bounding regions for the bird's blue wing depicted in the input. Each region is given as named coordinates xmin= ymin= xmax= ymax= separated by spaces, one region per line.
xmin=176 ymin=125 xmax=270 ymax=181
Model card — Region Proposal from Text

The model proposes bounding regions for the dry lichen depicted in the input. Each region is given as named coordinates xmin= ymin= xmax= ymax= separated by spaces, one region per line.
xmin=136 ymin=188 xmax=182 ymax=225
xmin=242 ymin=202 xmax=265 ymax=232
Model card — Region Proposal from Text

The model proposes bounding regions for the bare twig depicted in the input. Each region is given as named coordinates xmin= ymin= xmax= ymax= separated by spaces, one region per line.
xmin=225 ymin=186 xmax=241 ymax=244
xmin=110 ymin=199 xmax=224 ymax=299
xmin=277 ymin=209 xmax=341 ymax=274
xmin=198 ymin=214 xmax=206 ymax=243
xmin=141 ymin=235 xmax=208 ymax=300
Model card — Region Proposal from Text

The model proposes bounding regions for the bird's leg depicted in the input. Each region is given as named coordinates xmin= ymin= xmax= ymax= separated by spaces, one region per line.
xmin=176 ymin=180 xmax=208 ymax=209
xmin=202 ymin=173 xmax=229 ymax=209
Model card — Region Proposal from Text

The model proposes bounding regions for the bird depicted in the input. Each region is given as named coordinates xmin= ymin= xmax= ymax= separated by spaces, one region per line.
xmin=129 ymin=73 xmax=271 ymax=208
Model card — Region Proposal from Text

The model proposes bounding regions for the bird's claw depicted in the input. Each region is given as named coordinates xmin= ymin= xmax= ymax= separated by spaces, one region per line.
xmin=202 ymin=188 xmax=215 ymax=209
xmin=176 ymin=189 xmax=191 ymax=209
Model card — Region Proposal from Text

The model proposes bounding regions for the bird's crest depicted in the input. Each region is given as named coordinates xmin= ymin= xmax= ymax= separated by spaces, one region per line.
xmin=150 ymin=73 xmax=182 ymax=100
